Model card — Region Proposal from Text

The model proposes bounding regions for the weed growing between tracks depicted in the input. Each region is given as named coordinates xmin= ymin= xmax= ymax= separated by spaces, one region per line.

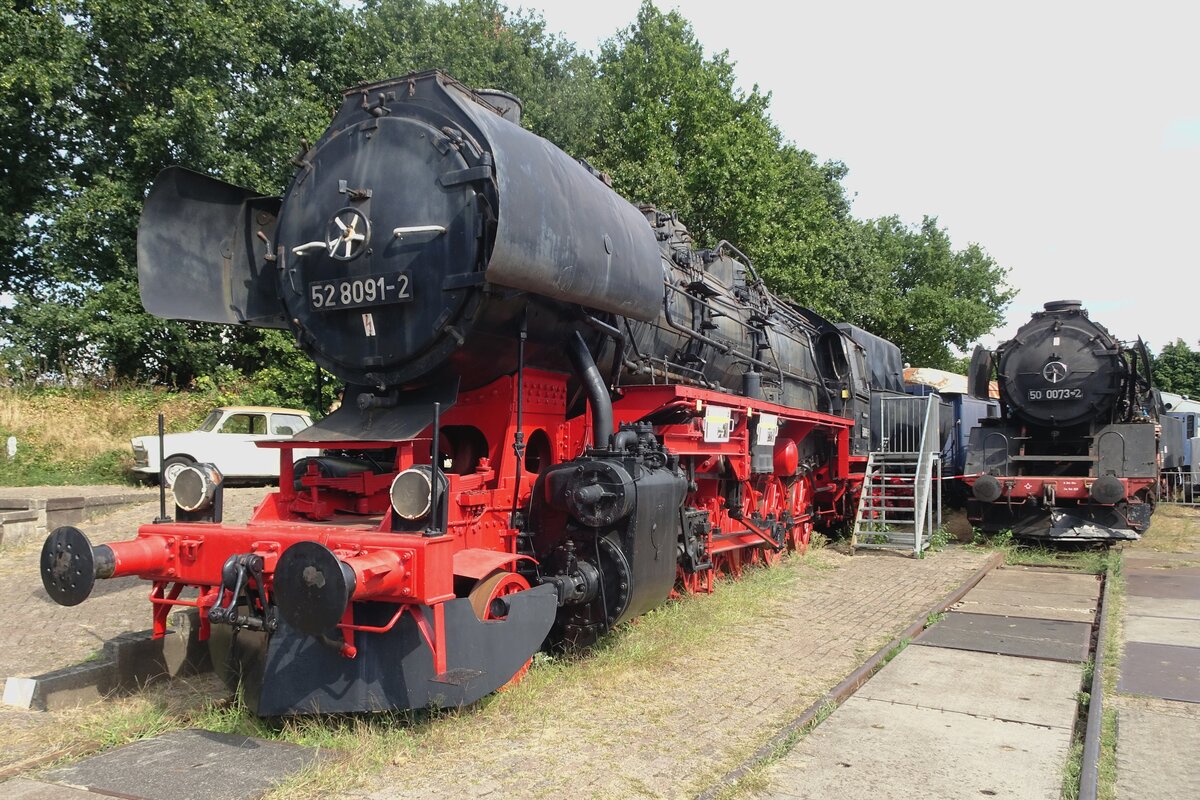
xmin=706 ymin=699 xmax=838 ymax=800
xmin=967 ymin=528 xmax=1118 ymax=574
xmin=1061 ymin=558 xmax=1124 ymax=800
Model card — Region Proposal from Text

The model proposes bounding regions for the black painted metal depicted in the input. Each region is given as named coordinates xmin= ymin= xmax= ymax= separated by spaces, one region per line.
xmin=291 ymin=379 xmax=458 ymax=442
xmin=272 ymin=542 xmax=356 ymax=636
xmin=137 ymin=166 xmax=284 ymax=328
xmin=154 ymin=413 xmax=171 ymax=524
xmin=216 ymin=584 xmax=559 ymax=715
xmin=567 ymin=330 xmax=612 ymax=448
xmin=136 ymin=71 xmax=893 ymax=446
xmin=40 ymin=526 xmax=98 ymax=607
xmin=995 ymin=300 xmax=1125 ymax=429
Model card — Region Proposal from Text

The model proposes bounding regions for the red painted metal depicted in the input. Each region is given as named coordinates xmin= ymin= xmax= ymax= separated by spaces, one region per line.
xmin=962 ymin=474 xmax=1156 ymax=501
xmin=92 ymin=368 xmax=867 ymax=690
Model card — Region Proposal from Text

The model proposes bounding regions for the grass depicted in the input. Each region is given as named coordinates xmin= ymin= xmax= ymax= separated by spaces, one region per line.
xmin=927 ymin=524 xmax=953 ymax=552
xmin=0 ymin=384 xmax=218 ymax=485
xmin=1136 ymin=504 xmax=1200 ymax=554
xmin=966 ymin=527 xmax=1118 ymax=573
xmin=1060 ymin=556 xmax=1125 ymax=800
xmin=1095 ymin=561 xmax=1124 ymax=800
xmin=708 ymin=698 xmax=839 ymax=800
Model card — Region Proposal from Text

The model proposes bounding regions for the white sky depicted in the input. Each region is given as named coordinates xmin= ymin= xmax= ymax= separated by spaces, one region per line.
xmin=521 ymin=0 xmax=1199 ymax=353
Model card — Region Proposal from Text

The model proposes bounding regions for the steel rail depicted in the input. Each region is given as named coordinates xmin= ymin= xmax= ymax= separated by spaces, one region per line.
xmin=1078 ymin=559 xmax=1114 ymax=800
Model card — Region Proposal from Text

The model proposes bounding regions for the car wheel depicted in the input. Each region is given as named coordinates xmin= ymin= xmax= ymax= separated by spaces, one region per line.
xmin=162 ymin=456 xmax=195 ymax=488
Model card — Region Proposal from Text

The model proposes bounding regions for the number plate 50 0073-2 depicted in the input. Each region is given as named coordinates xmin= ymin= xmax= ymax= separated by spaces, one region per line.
xmin=1027 ymin=388 xmax=1083 ymax=401
xmin=308 ymin=272 xmax=413 ymax=311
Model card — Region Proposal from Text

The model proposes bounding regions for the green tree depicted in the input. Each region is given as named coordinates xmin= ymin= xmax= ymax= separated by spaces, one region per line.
xmin=1 ymin=0 xmax=602 ymax=389
xmin=2 ymin=0 xmax=359 ymax=385
xmin=352 ymin=0 xmax=603 ymax=154
xmin=590 ymin=3 xmax=1011 ymax=368
xmin=852 ymin=216 xmax=1013 ymax=369
xmin=1153 ymin=339 xmax=1200 ymax=397
xmin=0 ymin=1 xmax=86 ymax=292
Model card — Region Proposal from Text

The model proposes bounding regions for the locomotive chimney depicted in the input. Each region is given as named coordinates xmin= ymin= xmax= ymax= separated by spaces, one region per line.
xmin=474 ymin=88 xmax=523 ymax=123
xmin=1043 ymin=300 xmax=1083 ymax=313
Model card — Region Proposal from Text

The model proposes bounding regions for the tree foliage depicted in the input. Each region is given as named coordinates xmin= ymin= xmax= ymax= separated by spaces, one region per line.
xmin=3 ymin=0 xmax=1016 ymax=393
xmin=1153 ymin=339 xmax=1200 ymax=398
xmin=591 ymin=3 xmax=1011 ymax=368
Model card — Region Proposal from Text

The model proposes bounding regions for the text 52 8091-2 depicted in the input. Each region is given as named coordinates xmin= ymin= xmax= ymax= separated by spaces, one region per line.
xmin=308 ymin=272 xmax=413 ymax=311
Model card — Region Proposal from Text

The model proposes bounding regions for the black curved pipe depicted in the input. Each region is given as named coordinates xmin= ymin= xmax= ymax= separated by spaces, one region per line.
xmin=567 ymin=331 xmax=612 ymax=449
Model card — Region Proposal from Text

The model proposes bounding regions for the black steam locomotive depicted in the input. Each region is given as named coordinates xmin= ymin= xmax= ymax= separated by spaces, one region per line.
xmin=963 ymin=300 xmax=1161 ymax=540
xmin=45 ymin=71 xmax=904 ymax=714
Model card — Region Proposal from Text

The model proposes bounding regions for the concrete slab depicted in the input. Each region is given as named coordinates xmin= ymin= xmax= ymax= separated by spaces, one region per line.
xmin=916 ymin=612 xmax=1092 ymax=662
xmin=1118 ymin=642 xmax=1200 ymax=703
xmin=1124 ymin=557 xmax=1200 ymax=574
xmin=952 ymin=587 xmax=1097 ymax=622
xmin=857 ymin=645 xmax=1082 ymax=729
xmin=3 ymin=609 xmax=211 ymax=711
xmin=758 ymin=696 xmax=1069 ymax=800
xmin=976 ymin=568 xmax=1100 ymax=599
xmin=0 ymin=778 xmax=97 ymax=799
xmin=1126 ymin=595 xmax=1200 ymax=621
xmin=1126 ymin=571 xmax=1200 ymax=600
xmin=1124 ymin=616 xmax=1200 ymax=649
xmin=1116 ymin=707 xmax=1200 ymax=798
xmin=41 ymin=729 xmax=327 ymax=800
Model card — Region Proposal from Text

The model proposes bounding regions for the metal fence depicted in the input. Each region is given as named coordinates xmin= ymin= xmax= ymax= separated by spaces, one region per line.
xmin=1161 ymin=470 xmax=1198 ymax=506
xmin=879 ymin=394 xmax=938 ymax=455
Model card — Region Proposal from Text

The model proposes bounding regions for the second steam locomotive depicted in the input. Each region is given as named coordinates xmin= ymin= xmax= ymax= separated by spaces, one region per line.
xmin=41 ymin=71 xmax=905 ymax=714
xmin=962 ymin=300 xmax=1162 ymax=540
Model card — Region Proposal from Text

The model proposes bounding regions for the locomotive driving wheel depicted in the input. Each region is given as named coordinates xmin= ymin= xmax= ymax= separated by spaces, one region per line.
xmin=468 ymin=570 xmax=533 ymax=688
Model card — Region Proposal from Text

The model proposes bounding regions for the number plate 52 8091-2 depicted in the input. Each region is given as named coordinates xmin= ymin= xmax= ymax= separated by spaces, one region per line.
xmin=308 ymin=272 xmax=413 ymax=311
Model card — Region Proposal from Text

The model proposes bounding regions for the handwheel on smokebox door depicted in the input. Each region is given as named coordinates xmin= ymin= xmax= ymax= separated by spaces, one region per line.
xmin=468 ymin=570 xmax=534 ymax=689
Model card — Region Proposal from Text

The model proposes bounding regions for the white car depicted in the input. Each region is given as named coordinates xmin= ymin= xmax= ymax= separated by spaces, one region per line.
xmin=131 ymin=406 xmax=319 ymax=486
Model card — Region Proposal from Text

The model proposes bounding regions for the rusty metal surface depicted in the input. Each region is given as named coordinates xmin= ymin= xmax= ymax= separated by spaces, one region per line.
xmin=916 ymin=612 xmax=1092 ymax=662
xmin=1117 ymin=642 xmax=1200 ymax=703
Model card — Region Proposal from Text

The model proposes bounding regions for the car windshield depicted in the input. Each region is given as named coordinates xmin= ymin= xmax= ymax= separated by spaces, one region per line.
xmin=197 ymin=410 xmax=224 ymax=432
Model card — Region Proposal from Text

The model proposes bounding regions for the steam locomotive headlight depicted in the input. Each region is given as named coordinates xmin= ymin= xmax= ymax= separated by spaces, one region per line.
xmin=1090 ymin=475 xmax=1126 ymax=505
xmin=174 ymin=463 xmax=223 ymax=512
xmin=390 ymin=467 xmax=447 ymax=521
xmin=972 ymin=473 xmax=1003 ymax=503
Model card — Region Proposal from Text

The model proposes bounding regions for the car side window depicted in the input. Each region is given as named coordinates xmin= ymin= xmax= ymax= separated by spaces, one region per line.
xmin=220 ymin=413 xmax=267 ymax=435
xmin=271 ymin=414 xmax=308 ymax=436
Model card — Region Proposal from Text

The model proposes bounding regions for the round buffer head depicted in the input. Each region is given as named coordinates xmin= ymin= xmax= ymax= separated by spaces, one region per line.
xmin=41 ymin=526 xmax=96 ymax=607
xmin=273 ymin=541 xmax=357 ymax=636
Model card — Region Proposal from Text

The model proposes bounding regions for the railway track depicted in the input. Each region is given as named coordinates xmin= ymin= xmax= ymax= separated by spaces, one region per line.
xmin=707 ymin=556 xmax=1109 ymax=800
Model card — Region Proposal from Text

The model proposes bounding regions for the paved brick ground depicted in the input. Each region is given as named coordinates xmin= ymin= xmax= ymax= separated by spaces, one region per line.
xmin=0 ymin=485 xmax=160 ymax=502
xmin=0 ymin=488 xmax=265 ymax=693
xmin=347 ymin=546 xmax=991 ymax=800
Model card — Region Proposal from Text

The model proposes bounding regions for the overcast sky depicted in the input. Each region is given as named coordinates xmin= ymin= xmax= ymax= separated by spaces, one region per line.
xmin=523 ymin=0 xmax=1198 ymax=352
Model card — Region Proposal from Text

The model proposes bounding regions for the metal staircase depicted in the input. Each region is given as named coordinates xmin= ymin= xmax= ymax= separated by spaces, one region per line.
xmin=851 ymin=393 xmax=943 ymax=556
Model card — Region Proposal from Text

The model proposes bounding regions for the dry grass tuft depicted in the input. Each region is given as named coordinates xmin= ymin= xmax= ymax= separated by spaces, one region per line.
xmin=0 ymin=386 xmax=213 ymax=461
xmin=1137 ymin=504 xmax=1200 ymax=554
